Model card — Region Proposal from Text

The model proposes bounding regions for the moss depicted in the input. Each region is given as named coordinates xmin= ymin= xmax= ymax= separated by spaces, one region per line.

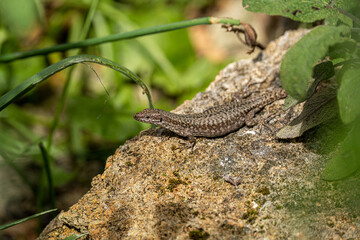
xmin=256 ymin=186 xmax=270 ymax=195
xmin=172 ymin=171 xmax=180 ymax=178
xmin=212 ymin=175 xmax=221 ymax=181
xmin=167 ymin=178 xmax=187 ymax=192
xmin=188 ymin=228 xmax=210 ymax=240
xmin=276 ymin=204 xmax=283 ymax=210
xmin=220 ymin=221 xmax=245 ymax=235
xmin=242 ymin=208 xmax=259 ymax=223
xmin=165 ymin=171 xmax=188 ymax=192
xmin=158 ymin=186 xmax=166 ymax=196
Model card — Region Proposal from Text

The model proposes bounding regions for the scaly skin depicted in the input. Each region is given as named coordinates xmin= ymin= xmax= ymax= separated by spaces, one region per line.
xmin=134 ymin=88 xmax=287 ymax=138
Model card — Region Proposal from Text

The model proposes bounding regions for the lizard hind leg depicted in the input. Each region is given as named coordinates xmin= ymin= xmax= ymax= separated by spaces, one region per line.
xmin=244 ymin=107 xmax=262 ymax=127
xmin=246 ymin=107 xmax=278 ymax=133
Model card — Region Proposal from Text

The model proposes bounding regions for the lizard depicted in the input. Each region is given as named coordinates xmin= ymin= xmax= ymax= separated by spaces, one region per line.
xmin=133 ymin=88 xmax=287 ymax=141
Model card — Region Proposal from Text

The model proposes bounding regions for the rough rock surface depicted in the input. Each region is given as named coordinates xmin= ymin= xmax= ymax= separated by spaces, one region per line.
xmin=39 ymin=29 xmax=360 ymax=239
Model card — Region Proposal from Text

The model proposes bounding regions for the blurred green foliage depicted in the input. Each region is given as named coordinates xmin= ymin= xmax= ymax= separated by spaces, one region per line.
xmin=0 ymin=0 xmax=229 ymax=218
xmin=246 ymin=0 xmax=360 ymax=180
xmin=0 ymin=0 xmax=40 ymax=39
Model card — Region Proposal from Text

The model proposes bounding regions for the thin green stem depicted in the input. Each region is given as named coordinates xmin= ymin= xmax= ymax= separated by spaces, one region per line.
xmin=39 ymin=142 xmax=55 ymax=211
xmin=79 ymin=0 xmax=99 ymax=43
xmin=63 ymin=233 xmax=89 ymax=240
xmin=0 ymin=209 xmax=57 ymax=231
xmin=0 ymin=17 xmax=241 ymax=63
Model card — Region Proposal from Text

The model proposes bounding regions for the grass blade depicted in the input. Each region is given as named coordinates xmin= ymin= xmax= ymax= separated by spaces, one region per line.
xmin=0 ymin=54 xmax=153 ymax=111
xmin=63 ymin=233 xmax=89 ymax=240
xmin=0 ymin=209 xmax=57 ymax=231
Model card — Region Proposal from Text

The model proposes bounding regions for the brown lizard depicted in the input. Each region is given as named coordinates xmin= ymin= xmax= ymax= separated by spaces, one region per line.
xmin=134 ymin=88 xmax=287 ymax=140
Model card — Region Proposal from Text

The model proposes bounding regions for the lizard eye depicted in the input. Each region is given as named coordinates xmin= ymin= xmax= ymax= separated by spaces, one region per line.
xmin=146 ymin=116 xmax=150 ymax=119
xmin=159 ymin=118 xmax=163 ymax=122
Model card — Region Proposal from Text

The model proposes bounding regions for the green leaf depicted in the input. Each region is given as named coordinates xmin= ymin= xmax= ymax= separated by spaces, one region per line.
xmin=282 ymin=60 xmax=335 ymax=110
xmin=280 ymin=25 xmax=350 ymax=101
xmin=307 ymin=61 xmax=335 ymax=98
xmin=313 ymin=61 xmax=335 ymax=83
xmin=328 ymin=40 xmax=357 ymax=60
xmin=243 ymin=0 xmax=351 ymax=24
xmin=322 ymin=123 xmax=360 ymax=180
xmin=277 ymin=87 xmax=338 ymax=139
xmin=337 ymin=62 xmax=360 ymax=124
xmin=0 ymin=209 xmax=57 ymax=231
xmin=283 ymin=95 xmax=299 ymax=110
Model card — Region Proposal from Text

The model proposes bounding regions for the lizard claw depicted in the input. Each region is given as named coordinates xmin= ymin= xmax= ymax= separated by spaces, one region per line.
xmin=177 ymin=136 xmax=196 ymax=152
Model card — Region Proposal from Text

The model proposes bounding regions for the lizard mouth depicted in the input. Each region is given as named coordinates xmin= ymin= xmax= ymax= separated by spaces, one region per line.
xmin=134 ymin=112 xmax=154 ymax=124
xmin=133 ymin=113 xmax=146 ymax=122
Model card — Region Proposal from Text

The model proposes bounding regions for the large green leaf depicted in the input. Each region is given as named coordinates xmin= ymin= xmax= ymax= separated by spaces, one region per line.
xmin=242 ymin=0 xmax=352 ymax=25
xmin=280 ymin=25 xmax=350 ymax=101
xmin=277 ymin=87 xmax=338 ymax=139
xmin=323 ymin=123 xmax=360 ymax=180
xmin=282 ymin=61 xmax=335 ymax=110
xmin=328 ymin=40 xmax=357 ymax=60
xmin=337 ymin=62 xmax=360 ymax=124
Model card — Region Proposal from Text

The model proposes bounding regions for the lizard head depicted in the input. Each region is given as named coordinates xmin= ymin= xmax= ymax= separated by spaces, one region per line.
xmin=134 ymin=108 xmax=168 ymax=126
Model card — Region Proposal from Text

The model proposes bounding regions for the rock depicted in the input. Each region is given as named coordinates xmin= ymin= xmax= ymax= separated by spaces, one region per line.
xmin=39 ymin=29 xmax=360 ymax=239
